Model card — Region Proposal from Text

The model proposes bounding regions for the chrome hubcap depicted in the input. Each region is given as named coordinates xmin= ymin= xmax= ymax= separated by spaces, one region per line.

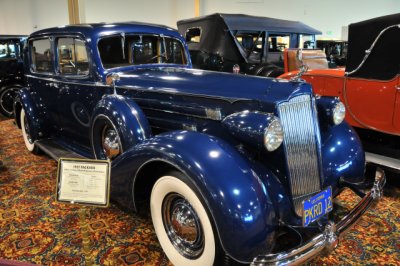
xmin=162 ymin=193 xmax=204 ymax=259
xmin=101 ymin=125 xmax=121 ymax=159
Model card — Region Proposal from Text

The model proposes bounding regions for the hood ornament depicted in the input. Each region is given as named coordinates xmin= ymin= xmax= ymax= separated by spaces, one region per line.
xmin=290 ymin=49 xmax=308 ymax=82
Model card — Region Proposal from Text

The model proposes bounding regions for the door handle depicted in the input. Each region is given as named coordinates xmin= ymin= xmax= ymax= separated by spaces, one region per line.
xmin=396 ymin=85 xmax=400 ymax=91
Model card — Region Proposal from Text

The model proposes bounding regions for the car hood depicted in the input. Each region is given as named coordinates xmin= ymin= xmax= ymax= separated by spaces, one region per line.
xmin=114 ymin=67 xmax=313 ymax=105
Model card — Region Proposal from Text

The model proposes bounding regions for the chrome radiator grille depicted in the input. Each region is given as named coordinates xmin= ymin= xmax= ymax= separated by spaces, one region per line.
xmin=277 ymin=94 xmax=322 ymax=216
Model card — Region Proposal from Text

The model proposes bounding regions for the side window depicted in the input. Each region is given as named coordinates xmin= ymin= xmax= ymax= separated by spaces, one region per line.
xmin=0 ymin=41 xmax=16 ymax=60
xmin=268 ymin=34 xmax=290 ymax=52
xmin=185 ymin=28 xmax=201 ymax=43
xmin=30 ymin=38 xmax=53 ymax=73
xmin=57 ymin=37 xmax=89 ymax=76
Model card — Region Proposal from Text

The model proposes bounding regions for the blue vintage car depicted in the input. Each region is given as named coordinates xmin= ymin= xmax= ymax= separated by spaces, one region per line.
xmin=0 ymin=35 xmax=26 ymax=117
xmin=14 ymin=22 xmax=385 ymax=265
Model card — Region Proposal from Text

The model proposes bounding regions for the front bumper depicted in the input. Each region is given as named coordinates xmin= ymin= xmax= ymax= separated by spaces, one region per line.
xmin=251 ymin=168 xmax=386 ymax=266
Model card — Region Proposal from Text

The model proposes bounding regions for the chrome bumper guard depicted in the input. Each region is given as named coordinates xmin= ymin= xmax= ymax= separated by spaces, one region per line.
xmin=251 ymin=169 xmax=386 ymax=266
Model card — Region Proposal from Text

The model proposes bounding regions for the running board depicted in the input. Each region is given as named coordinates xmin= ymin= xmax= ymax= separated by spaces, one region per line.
xmin=365 ymin=152 xmax=400 ymax=171
xmin=35 ymin=139 xmax=86 ymax=161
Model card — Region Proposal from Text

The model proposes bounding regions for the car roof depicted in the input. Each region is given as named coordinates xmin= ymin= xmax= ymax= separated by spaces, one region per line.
xmin=178 ymin=13 xmax=321 ymax=35
xmin=28 ymin=22 xmax=182 ymax=40
xmin=0 ymin=35 xmax=27 ymax=40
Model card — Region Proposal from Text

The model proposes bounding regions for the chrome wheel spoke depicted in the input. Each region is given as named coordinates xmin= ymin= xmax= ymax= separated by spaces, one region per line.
xmin=162 ymin=193 xmax=204 ymax=259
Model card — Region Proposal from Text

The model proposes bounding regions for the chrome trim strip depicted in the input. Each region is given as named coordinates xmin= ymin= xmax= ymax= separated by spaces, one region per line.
xmin=277 ymin=94 xmax=321 ymax=216
xmin=251 ymin=169 xmax=386 ymax=266
xmin=345 ymin=24 xmax=400 ymax=76
xmin=143 ymin=106 xmax=223 ymax=121
xmin=26 ymin=74 xmax=252 ymax=104
xmin=25 ymin=74 xmax=106 ymax=87
xmin=365 ymin=152 xmax=400 ymax=171
xmin=117 ymin=85 xmax=251 ymax=104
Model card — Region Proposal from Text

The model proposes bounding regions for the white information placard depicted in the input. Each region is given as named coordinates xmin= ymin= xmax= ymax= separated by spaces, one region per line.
xmin=56 ymin=158 xmax=110 ymax=207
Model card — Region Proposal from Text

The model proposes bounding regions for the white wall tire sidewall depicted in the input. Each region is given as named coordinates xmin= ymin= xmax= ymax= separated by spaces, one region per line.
xmin=151 ymin=175 xmax=216 ymax=266
xmin=21 ymin=109 xmax=35 ymax=152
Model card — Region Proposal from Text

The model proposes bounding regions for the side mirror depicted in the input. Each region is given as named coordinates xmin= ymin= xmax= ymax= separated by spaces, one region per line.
xmin=105 ymin=73 xmax=120 ymax=87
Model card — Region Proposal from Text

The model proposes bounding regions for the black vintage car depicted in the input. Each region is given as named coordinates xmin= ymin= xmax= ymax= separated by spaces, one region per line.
xmin=316 ymin=40 xmax=348 ymax=66
xmin=177 ymin=13 xmax=321 ymax=77
xmin=0 ymin=35 xmax=26 ymax=117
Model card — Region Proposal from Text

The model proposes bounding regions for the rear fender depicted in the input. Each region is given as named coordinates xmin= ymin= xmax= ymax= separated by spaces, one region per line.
xmin=13 ymin=87 xmax=42 ymax=139
xmin=111 ymin=130 xmax=279 ymax=263
xmin=91 ymin=94 xmax=151 ymax=157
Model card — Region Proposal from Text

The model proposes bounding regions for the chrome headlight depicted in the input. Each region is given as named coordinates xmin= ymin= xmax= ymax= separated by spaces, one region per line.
xmin=264 ymin=118 xmax=284 ymax=151
xmin=333 ymin=101 xmax=346 ymax=125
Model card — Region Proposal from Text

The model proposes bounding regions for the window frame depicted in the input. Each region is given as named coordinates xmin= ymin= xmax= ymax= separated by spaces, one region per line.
xmin=55 ymin=35 xmax=91 ymax=79
xmin=29 ymin=36 xmax=55 ymax=76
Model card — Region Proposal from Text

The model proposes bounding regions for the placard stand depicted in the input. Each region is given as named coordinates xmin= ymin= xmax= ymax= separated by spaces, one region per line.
xmin=56 ymin=158 xmax=111 ymax=266
xmin=79 ymin=207 xmax=93 ymax=266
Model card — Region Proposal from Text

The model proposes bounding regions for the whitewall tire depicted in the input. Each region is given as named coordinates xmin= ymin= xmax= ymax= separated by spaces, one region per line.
xmin=21 ymin=109 xmax=37 ymax=153
xmin=151 ymin=173 xmax=217 ymax=266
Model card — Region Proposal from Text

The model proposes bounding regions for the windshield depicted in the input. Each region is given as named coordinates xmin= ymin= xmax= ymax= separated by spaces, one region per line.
xmin=98 ymin=34 xmax=188 ymax=69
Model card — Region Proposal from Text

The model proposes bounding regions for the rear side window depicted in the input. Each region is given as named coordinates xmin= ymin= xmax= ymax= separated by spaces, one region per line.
xmin=30 ymin=38 xmax=53 ymax=73
xmin=185 ymin=28 xmax=201 ymax=43
xmin=57 ymin=38 xmax=89 ymax=76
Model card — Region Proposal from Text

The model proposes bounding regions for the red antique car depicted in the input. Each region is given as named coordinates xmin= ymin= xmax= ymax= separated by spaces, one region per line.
xmin=279 ymin=13 xmax=400 ymax=171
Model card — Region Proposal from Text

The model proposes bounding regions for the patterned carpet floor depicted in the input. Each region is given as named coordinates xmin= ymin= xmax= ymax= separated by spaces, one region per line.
xmin=0 ymin=117 xmax=399 ymax=265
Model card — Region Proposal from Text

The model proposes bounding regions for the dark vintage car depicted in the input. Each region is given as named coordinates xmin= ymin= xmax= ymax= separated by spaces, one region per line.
xmin=177 ymin=13 xmax=321 ymax=77
xmin=0 ymin=35 xmax=26 ymax=117
xmin=15 ymin=22 xmax=385 ymax=265
xmin=316 ymin=40 xmax=348 ymax=66
xmin=280 ymin=13 xmax=400 ymax=172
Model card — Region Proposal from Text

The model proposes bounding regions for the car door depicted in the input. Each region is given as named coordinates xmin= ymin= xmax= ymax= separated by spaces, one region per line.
xmin=27 ymin=37 xmax=60 ymax=133
xmin=53 ymin=36 xmax=104 ymax=150
xmin=344 ymin=76 xmax=398 ymax=134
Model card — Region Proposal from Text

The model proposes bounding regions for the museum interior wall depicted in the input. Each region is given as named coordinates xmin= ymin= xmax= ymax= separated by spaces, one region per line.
xmin=1 ymin=0 xmax=400 ymax=40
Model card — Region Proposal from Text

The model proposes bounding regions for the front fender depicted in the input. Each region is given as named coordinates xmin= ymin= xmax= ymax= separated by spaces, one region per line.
xmin=111 ymin=131 xmax=279 ymax=263
xmin=321 ymin=121 xmax=365 ymax=189
xmin=91 ymin=94 xmax=151 ymax=153
xmin=14 ymin=87 xmax=42 ymax=139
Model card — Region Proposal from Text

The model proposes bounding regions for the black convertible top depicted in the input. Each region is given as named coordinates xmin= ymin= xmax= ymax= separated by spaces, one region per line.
xmin=178 ymin=13 xmax=321 ymax=35
xmin=177 ymin=13 xmax=320 ymax=62
xmin=345 ymin=13 xmax=400 ymax=80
